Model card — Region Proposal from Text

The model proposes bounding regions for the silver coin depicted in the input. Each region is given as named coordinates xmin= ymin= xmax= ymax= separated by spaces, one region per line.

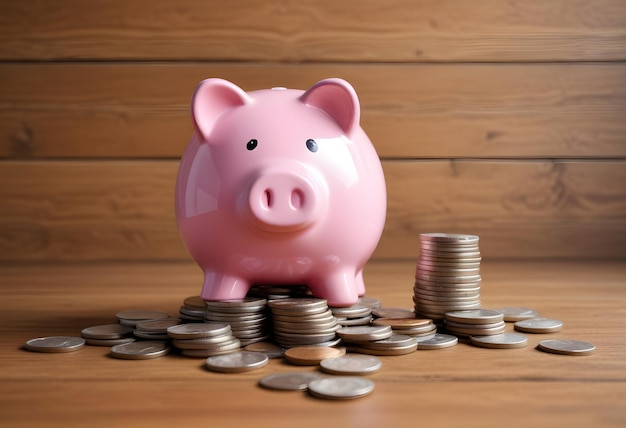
xmin=360 ymin=334 xmax=418 ymax=350
xmin=259 ymin=372 xmax=322 ymax=391
xmin=135 ymin=318 xmax=181 ymax=333
xmin=243 ymin=341 xmax=284 ymax=358
xmin=416 ymin=273 xmax=482 ymax=285
xmin=494 ymin=307 xmax=540 ymax=322
xmin=132 ymin=331 xmax=171 ymax=340
xmin=396 ymin=324 xmax=437 ymax=336
xmin=415 ymin=333 xmax=458 ymax=350
xmin=115 ymin=310 xmax=170 ymax=325
xmin=537 ymin=339 xmax=595 ymax=356
xmin=167 ymin=322 xmax=231 ymax=339
xmin=81 ymin=324 xmax=134 ymax=340
xmin=514 ymin=318 xmax=563 ymax=334
xmin=179 ymin=307 xmax=206 ymax=318
xmin=320 ymin=355 xmax=382 ymax=376
xmin=337 ymin=315 xmax=373 ymax=326
xmin=413 ymin=292 xmax=480 ymax=303
xmin=271 ymin=310 xmax=335 ymax=323
xmin=25 ymin=336 xmax=85 ymax=353
xmin=174 ymin=338 xmax=241 ymax=351
xmin=307 ymin=376 xmax=374 ymax=400
xmin=181 ymin=348 xmax=240 ymax=358
xmin=329 ymin=304 xmax=371 ymax=318
xmin=110 ymin=341 xmax=170 ymax=360
xmin=336 ymin=325 xmax=393 ymax=343
xmin=85 ymin=337 xmax=137 ymax=346
xmin=470 ymin=333 xmax=529 ymax=349
xmin=205 ymin=312 xmax=267 ymax=322
xmin=238 ymin=336 xmax=271 ymax=347
xmin=268 ymin=298 xmax=327 ymax=311
xmin=420 ymin=233 xmax=479 ymax=243
xmin=444 ymin=309 xmax=503 ymax=325
xmin=358 ymin=296 xmax=382 ymax=309
xmin=445 ymin=324 xmax=506 ymax=337
xmin=444 ymin=320 xmax=505 ymax=329
xmin=419 ymin=249 xmax=481 ymax=259
xmin=205 ymin=351 xmax=269 ymax=372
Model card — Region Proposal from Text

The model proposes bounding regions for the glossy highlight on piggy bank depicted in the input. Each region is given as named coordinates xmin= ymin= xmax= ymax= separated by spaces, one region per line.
xmin=175 ymin=78 xmax=386 ymax=306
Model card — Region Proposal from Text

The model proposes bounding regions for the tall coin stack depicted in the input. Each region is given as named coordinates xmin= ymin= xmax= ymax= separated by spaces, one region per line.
xmin=413 ymin=233 xmax=482 ymax=320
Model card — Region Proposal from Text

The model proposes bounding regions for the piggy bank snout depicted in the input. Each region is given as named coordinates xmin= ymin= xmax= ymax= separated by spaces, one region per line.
xmin=247 ymin=170 xmax=322 ymax=232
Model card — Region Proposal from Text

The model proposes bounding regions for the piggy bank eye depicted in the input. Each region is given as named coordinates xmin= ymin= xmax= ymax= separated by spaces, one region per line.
xmin=246 ymin=139 xmax=258 ymax=151
xmin=306 ymin=139 xmax=318 ymax=153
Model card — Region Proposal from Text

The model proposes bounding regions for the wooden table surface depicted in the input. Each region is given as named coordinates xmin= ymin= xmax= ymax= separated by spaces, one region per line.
xmin=1 ymin=260 xmax=625 ymax=428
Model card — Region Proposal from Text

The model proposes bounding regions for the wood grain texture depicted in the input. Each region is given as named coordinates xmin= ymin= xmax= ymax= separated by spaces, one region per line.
xmin=1 ymin=0 xmax=625 ymax=62
xmin=1 ymin=160 xmax=624 ymax=262
xmin=1 ymin=261 xmax=625 ymax=427
xmin=1 ymin=63 xmax=625 ymax=159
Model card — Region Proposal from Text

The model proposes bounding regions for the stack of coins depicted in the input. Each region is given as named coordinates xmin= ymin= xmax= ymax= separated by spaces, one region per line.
xmin=80 ymin=324 xmax=135 ymax=347
xmin=268 ymin=298 xmax=340 ymax=348
xmin=134 ymin=318 xmax=180 ymax=340
xmin=330 ymin=304 xmax=372 ymax=326
xmin=414 ymin=233 xmax=482 ymax=320
xmin=371 ymin=317 xmax=437 ymax=339
xmin=178 ymin=296 xmax=206 ymax=322
xmin=167 ymin=323 xmax=240 ymax=358
xmin=205 ymin=298 xmax=270 ymax=346
xmin=337 ymin=325 xmax=417 ymax=356
xmin=443 ymin=309 xmax=505 ymax=337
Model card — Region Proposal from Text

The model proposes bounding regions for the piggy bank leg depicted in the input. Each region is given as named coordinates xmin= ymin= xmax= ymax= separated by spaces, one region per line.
xmin=310 ymin=269 xmax=360 ymax=307
xmin=200 ymin=270 xmax=250 ymax=301
xmin=356 ymin=269 xmax=366 ymax=297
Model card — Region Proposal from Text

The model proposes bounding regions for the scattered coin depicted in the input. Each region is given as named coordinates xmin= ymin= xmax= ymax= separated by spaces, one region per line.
xmin=205 ymin=351 xmax=269 ymax=372
xmin=307 ymin=376 xmax=374 ymax=400
xmin=284 ymin=346 xmax=346 ymax=365
xmin=115 ymin=310 xmax=170 ymax=326
xmin=320 ymin=355 xmax=382 ymax=376
xmin=494 ymin=307 xmax=540 ymax=322
xmin=415 ymin=333 xmax=458 ymax=350
xmin=110 ymin=341 xmax=170 ymax=360
xmin=514 ymin=318 xmax=563 ymax=334
xmin=25 ymin=336 xmax=85 ymax=353
xmin=258 ymin=372 xmax=322 ymax=391
xmin=537 ymin=339 xmax=595 ymax=356
xmin=470 ymin=333 xmax=529 ymax=349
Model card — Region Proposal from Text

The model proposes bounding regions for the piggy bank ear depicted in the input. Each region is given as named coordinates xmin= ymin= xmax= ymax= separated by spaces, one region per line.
xmin=299 ymin=78 xmax=360 ymax=137
xmin=191 ymin=78 xmax=252 ymax=141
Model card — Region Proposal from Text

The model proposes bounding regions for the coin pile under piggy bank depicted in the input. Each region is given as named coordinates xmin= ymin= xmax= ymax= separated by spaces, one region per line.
xmin=24 ymin=234 xmax=596 ymax=400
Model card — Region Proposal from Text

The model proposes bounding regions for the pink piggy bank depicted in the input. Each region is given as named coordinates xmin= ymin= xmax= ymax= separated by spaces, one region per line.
xmin=175 ymin=78 xmax=386 ymax=306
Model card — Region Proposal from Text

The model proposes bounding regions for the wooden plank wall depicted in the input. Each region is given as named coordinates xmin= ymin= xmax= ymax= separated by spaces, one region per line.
xmin=1 ymin=0 xmax=625 ymax=262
